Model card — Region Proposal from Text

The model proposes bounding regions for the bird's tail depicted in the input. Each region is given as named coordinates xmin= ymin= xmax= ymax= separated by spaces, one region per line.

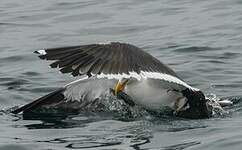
xmin=11 ymin=88 xmax=65 ymax=114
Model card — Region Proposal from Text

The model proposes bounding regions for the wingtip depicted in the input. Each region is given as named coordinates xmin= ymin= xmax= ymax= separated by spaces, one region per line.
xmin=34 ymin=49 xmax=47 ymax=55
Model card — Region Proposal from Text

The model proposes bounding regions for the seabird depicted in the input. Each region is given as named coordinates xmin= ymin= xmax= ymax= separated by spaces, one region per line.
xmin=12 ymin=42 xmax=213 ymax=119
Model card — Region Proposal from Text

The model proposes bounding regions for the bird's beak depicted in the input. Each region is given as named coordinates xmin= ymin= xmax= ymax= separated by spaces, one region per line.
xmin=114 ymin=79 xmax=128 ymax=96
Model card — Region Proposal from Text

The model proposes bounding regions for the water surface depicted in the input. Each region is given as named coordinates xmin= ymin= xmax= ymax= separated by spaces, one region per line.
xmin=1 ymin=0 xmax=242 ymax=149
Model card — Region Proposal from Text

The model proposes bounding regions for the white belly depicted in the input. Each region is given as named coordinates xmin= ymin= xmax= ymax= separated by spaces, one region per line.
xmin=124 ymin=79 xmax=185 ymax=111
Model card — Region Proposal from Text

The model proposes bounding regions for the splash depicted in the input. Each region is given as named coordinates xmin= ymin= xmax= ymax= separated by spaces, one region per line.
xmin=206 ymin=93 xmax=231 ymax=117
xmin=99 ymin=94 xmax=149 ymax=120
xmin=8 ymin=92 xmax=235 ymax=120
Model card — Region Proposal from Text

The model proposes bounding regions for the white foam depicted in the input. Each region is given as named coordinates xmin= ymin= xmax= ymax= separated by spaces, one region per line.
xmin=218 ymin=100 xmax=233 ymax=107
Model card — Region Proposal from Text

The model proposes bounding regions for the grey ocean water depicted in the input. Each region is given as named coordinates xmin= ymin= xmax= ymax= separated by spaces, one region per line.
xmin=1 ymin=0 xmax=242 ymax=149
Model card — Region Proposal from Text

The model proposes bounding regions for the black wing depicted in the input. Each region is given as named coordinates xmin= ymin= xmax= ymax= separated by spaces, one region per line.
xmin=35 ymin=42 xmax=179 ymax=78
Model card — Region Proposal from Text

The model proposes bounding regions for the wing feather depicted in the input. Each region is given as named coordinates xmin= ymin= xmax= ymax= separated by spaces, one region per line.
xmin=36 ymin=42 xmax=180 ymax=79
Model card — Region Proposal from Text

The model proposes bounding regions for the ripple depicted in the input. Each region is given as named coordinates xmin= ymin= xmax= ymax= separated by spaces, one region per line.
xmin=53 ymin=13 xmax=111 ymax=23
xmin=163 ymin=141 xmax=201 ymax=150
xmin=0 ymin=54 xmax=33 ymax=65
xmin=0 ymin=78 xmax=30 ymax=90
xmin=77 ymin=25 xmax=162 ymax=36
xmin=219 ymin=52 xmax=241 ymax=59
xmin=173 ymin=46 xmax=221 ymax=53
xmin=66 ymin=141 xmax=122 ymax=149
xmin=37 ymin=134 xmax=122 ymax=149
xmin=200 ymin=60 xmax=227 ymax=64
xmin=0 ymin=55 xmax=25 ymax=62
xmin=45 ymin=1 xmax=102 ymax=11
xmin=0 ymin=22 xmax=49 ymax=28
xmin=21 ymin=71 xmax=40 ymax=76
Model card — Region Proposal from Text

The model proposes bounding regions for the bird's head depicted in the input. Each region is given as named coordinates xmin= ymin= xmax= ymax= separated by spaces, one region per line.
xmin=176 ymin=89 xmax=212 ymax=119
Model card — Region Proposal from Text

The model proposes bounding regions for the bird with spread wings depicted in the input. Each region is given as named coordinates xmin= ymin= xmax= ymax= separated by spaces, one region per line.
xmin=12 ymin=42 xmax=215 ymax=119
